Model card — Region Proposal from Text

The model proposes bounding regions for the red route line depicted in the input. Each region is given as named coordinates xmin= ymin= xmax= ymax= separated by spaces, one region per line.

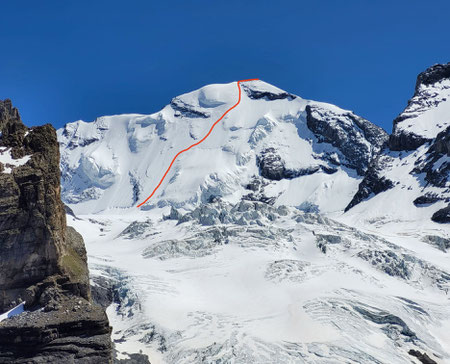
xmin=137 ymin=78 xmax=259 ymax=208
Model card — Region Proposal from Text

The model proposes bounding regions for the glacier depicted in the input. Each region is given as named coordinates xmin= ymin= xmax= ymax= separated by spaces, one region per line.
xmin=58 ymin=67 xmax=450 ymax=363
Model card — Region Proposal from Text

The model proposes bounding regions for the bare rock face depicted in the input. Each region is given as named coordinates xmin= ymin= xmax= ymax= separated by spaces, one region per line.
xmin=344 ymin=155 xmax=395 ymax=212
xmin=0 ymin=99 xmax=88 ymax=311
xmin=305 ymin=104 xmax=388 ymax=175
xmin=431 ymin=205 xmax=450 ymax=223
xmin=0 ymin=99 xmax=112 ymax=363
xmin=0 ymin=298 xmax=111 ymax=364
xmin=415 ymin=63 xmax=450 ymax=89
xmin=241 ymin=84 xmax=296 ymax=101
xmin=256 ymin=147 xmax=336 ymax=182
xmin=413 ymin=126 xmax=450 ymax=189
xmin=389 ymin=63 xmax=450 ymax=151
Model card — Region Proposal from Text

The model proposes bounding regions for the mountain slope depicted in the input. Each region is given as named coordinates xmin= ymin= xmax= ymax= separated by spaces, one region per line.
xmin=57 ymin=67 xmax=449 ymax=363
xmin=344 ymin=63 xmax=450 ymax=228
xmin=58 ymin=80 xmax=387 ymax=214
xmin=390 ymin=63 xmax=450 ymax=151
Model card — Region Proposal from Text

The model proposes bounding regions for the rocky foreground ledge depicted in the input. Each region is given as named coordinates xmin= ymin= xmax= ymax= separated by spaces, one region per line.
xmin=0 ymin=297 xmax=111 ymax=363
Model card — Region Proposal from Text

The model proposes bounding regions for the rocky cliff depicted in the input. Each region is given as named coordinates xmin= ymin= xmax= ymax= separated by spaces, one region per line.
xmin=305 ymin=104 xmax=388 ymax=175
xmin=345 ymin=64 xmax=450 ymax=223
xmin=0 ymin=99 xmax=112 ymax=363
xmin=389 ymin=63 xmax=450 ymax=151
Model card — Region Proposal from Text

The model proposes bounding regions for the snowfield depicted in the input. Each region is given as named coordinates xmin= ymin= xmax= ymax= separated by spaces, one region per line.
xmin=59 ymin=77 xmax=450 ymax=363
xmin=68 ymin=203 xmax=450 ymax=363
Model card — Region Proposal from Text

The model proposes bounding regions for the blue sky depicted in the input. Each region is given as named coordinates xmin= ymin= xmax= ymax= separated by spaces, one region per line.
xmin=0 ymin=1 xmax=449 ymax=132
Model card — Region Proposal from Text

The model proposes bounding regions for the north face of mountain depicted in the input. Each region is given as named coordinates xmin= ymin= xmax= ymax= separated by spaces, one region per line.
xmin=58 ymin=80 xmax=387 ymax=214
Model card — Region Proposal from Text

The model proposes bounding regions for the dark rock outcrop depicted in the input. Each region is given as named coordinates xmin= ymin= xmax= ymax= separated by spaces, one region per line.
xmin=388 ymin=131 xmax=430 ymax=152
xmin=345 ymin=155 xmax=395 ymax=212
xmin=305 ymin=104 xmax=388 ymax=175
xmin=415 ymin=63 xmax=450 ymax=90
xmin=390 ymin=63 xmax=450 ymax=151
xmin=0 ymin=99 xmax=112 ymax=363
xmin=408 ymin=349 xmax=438 ymax=364
xmin=242 ymin=84 xmax=296 ymax=101
xmin=431 ymin=204 xmax=450 ymax=224
xmin=413 ymin=193 xmax=443 ymax=207
xmin=0 ymin=298 xmax=111 ymax=363
xmin=413 ymin=126 xmax=450 ymax=189
xmin=433 ymin=125 xmax=450 ymax=155
xmin=256 ymin=148 xmax=286 ymax=180
xmin=0 ymin=99 xmax=28 ymax=156
xmin=0 ymin=100 xmax=76 ymax=311
xmin=256 ymin=147 xmax=336 ymax=182
xmin=170 ymin=98 xmax=210 ymax=118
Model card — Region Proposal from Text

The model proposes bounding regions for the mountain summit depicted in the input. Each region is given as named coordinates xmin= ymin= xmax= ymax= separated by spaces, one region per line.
xmin=390 ymin=62 xmax=450 ymax=151
xmin=58 ymin=80 xmax=387 ymax=214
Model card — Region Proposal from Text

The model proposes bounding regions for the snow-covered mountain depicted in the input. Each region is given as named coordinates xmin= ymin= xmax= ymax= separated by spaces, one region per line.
xmin=343 ymin=63 xmax=450 ymax=228
xmin=58 ymin=64 xmax=450 ymax=363
xmin=58 ymin=80 xmax=387 ymax=215
xmin=390 ymin=63 xmax=450 ymax=151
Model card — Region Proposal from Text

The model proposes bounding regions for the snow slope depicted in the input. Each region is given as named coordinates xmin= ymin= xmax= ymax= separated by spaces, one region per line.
xmin=393 ymin=66 xmax=450 ymax=142
xmin=342 ymin=63 xmax=450 ymax=230
xmin=58 ymin=80 xmax=386 ymax=215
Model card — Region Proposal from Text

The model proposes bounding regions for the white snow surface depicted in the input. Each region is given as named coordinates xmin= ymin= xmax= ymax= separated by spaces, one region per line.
xmin=58 ymin=80 xmax=367 ymax=215
xmin=59 ymin=79 xmax=450 ymax=363
xmin=69 ymin=203 xmax=450 ymax=363
xmin=340 ymin=147 xmax=449 ymax=236
xmin=0 ymin=147 xmax=31 ymax=173
xmin=0 ymin=302 xmax=25 ymax=322
xmin=395 ymin=79 xmax=450 ymax=139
